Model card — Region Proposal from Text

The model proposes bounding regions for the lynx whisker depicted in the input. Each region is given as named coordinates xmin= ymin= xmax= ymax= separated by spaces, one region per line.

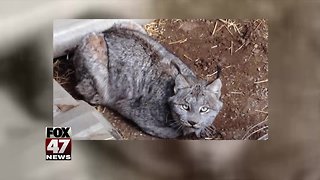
xmin=177 ymin=124 xmax=184 ymax=132
xmin=169 ymin=121 xmax=180 ymax=128
xmin=206 ymin=125 xmax=216 ymax=132
xmin=204 ymin=128 xmax=214 ymax=137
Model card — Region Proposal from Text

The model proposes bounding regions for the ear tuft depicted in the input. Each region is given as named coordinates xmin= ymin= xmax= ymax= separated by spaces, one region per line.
xmin=206 ymin=78 xmax=222 ymax=98
xmin=174 ymin=75 xmax=190 ymax=93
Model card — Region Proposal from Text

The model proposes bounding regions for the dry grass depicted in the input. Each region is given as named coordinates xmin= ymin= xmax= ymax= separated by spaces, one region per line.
xmin=183 ymin=54 xmax=193 ymax=61
xmin=53 ymin=59 xmax=74 ymax=85
xmin=95 ymin=105 xmax=107 ymax=113
xmin=242 ymin=115 xmax=269 ymax=140
xmin=168 ymin=38 xmax=188 ymax=45
xmin=218 ymin=19 xmax=243 ymax=36
xmin=144 ymin=19 xmax=167 ymax=41
xmin=254 ymin=79 xmax=268 ymax=84
xmin=211 ymin=21 xmax=218 ymax=36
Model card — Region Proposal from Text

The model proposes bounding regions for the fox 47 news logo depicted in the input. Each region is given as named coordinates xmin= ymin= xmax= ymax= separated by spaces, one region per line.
xmin=45 ymin=127 xmax=72 ymax=160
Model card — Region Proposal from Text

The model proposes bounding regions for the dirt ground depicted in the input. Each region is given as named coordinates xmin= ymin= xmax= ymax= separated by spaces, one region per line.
xmin=53 ymin=19 xmax=268 ymax=140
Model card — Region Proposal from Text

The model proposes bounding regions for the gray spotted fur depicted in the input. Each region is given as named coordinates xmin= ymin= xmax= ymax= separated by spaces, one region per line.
xmin=73 ymin=22 xmax=223 ymax=138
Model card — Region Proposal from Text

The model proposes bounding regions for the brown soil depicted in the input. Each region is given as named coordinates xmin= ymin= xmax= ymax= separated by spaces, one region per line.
xmin=53 ymin=19 xmax=268 ymax=140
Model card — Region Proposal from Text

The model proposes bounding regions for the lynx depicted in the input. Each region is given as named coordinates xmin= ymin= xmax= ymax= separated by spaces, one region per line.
xmin=73 ymin=22 xmax=223 ymax=138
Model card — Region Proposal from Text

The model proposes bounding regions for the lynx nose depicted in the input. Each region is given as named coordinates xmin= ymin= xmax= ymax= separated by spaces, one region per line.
xmin=188 ymin=121 xmax=197 ymax=126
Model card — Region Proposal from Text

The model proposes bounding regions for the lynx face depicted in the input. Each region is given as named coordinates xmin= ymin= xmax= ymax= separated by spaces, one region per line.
xmin=169 ymin=75 xmax=223 ymax=137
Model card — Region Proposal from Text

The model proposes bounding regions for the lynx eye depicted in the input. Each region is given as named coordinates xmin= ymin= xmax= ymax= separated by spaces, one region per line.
xmin=181 ymin=104 xmax=190 ymax=111
xmin=200 ymin=106 xmax=209 ymax=113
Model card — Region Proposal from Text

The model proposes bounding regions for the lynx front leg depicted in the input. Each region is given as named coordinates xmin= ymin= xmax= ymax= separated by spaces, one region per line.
xmin=114 ymin=99 xmax=181 ymax=139
xmin=144 ymin=126 xmax=181 ymax=139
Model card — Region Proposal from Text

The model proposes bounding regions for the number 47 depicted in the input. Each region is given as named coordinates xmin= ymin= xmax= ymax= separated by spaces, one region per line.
xmin=47 ymin=139 xmax=70 ymax=153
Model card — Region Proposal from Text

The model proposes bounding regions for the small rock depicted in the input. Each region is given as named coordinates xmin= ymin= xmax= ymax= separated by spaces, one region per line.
xmin=253 ymin=49 xmax=260 ymax=54
xmin=221 ymin=132 xmax=227 ymax=137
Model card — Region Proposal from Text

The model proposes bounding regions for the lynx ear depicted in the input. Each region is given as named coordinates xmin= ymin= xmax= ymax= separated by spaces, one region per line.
xmin=206 ymin=78 xmax=222 ymax=98
xmin=174 ymin=75 xmax=190 ymax=93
